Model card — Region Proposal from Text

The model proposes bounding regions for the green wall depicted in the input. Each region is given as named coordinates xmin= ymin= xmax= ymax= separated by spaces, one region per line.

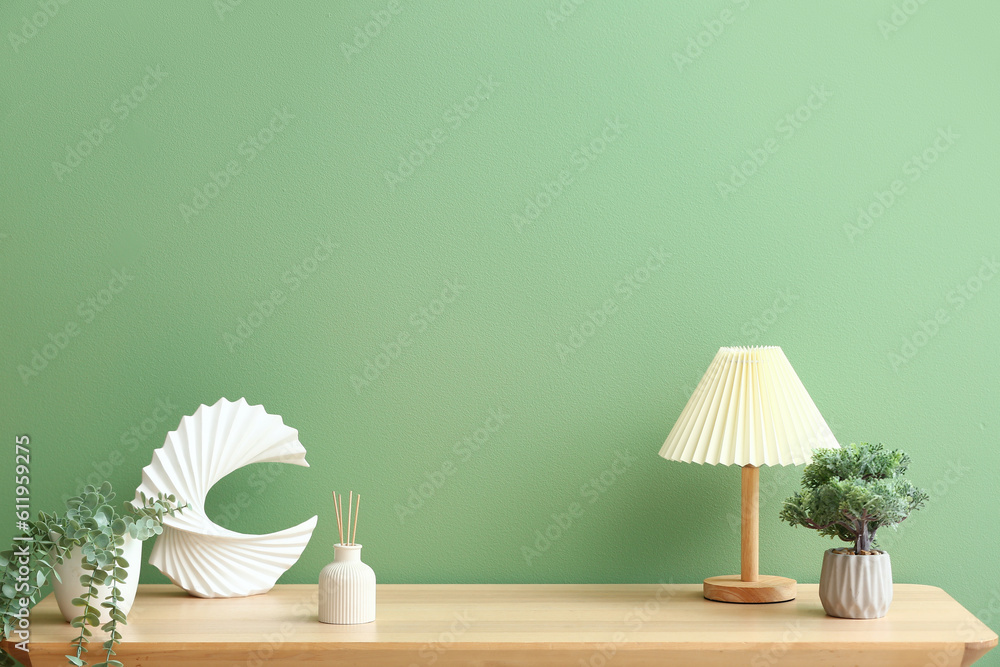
xmin=3 ymin=0 xmax=999 ymax=659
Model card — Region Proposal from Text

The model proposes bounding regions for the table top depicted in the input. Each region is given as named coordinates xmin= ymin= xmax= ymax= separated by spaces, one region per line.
xmin=7 ymin=583 xmax=997 ymax=667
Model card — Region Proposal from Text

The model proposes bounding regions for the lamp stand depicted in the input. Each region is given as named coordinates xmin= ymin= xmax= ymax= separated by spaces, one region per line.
xmin=703 ymin=465 xmax=796 ymax=603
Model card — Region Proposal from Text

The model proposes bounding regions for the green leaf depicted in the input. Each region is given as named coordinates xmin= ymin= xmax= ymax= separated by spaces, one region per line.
xmin=2 ymin=584 xmax=14 ymax=599
xmin=36 ymin=569 xmax=47 ymax=587
xmin=65 ymin=656 xmax=86 ymax=666
xmin=94 ymin=505 xmax=114 ymax=527
xmin=72 ymin=597 xmax=89 ymax=607
xmin=781 ymin=442 xmax=928 ymax=548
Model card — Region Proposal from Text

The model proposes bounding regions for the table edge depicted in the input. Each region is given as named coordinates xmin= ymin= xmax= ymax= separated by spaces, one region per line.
xmin=4 ymin=639 xmax=986 ymax=651
xmin=8 ymin=584 xmax=996 ymax=653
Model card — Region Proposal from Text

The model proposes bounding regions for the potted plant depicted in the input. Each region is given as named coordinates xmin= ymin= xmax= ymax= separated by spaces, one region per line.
xmin=1 ymin=482 xmax=184 ymax=667
xmin=780 ymin=442 xmax=927 ymax=619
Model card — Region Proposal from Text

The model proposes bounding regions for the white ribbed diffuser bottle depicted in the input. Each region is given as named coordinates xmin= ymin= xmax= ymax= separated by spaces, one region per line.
xmin=318 ymin=544 xmax=376 ymax=624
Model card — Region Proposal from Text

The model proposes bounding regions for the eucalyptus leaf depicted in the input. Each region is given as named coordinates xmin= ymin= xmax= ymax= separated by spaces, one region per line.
xmin=1 ymin=481 xmax=185 ymax=667
xmin=94 ymin=507 xmax=113 ymax=528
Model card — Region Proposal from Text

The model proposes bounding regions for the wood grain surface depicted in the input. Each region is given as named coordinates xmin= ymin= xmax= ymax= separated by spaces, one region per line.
xmin=3 ymin=583 xmax=995 ymax=666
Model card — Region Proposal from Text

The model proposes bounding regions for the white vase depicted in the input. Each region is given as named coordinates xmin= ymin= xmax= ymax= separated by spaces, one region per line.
xmin=133 ymin=397 xmax=317 ymax=599
xmin=818 ymin=548 xmax=893 ymax=619
xmin=51 ymin=533 xmax=143 ymax=624
xmin=318 ymin=544 xmax=376 ymax=624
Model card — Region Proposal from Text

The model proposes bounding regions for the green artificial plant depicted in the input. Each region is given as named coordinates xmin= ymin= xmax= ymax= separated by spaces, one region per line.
xmin=0 ymin=483 xmax=184 ymax=667
xmin=780 ymin=442 xmax=928 ymax=554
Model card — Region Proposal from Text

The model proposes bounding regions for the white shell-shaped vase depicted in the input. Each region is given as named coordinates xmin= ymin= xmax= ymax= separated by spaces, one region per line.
xmin=133 ymin=397 xmax=317 ymax=598
xmin=319 ymin=544 xmax=376 ymax=624
xmin=819 ymin=549 xmax=893 ymax=619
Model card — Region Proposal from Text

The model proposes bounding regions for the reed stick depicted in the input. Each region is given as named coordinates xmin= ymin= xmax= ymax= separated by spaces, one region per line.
xmin=334 ymin=492 xmax=343 ymax=545
xmin=352 ymin=494 xmax=361 ymax=546
xmin=347 ymin=491 xmax=353 ymax=546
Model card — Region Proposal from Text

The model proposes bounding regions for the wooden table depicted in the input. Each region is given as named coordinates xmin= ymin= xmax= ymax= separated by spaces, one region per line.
xmin=4 ymin=584 xmax=996 ymax=666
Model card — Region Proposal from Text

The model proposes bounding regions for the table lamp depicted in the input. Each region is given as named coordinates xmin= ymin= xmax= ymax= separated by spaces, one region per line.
xmin=659 ymin=346 xmax=839 ymax=603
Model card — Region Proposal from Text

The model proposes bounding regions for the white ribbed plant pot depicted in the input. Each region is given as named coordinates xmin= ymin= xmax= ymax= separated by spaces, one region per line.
xmin=51 ymin=533 xmax=142 ymax=624
xmin=819 ymin=549 xmax=893 ymax=619
xmin=318 ymin=544 xmax=375 ymax=624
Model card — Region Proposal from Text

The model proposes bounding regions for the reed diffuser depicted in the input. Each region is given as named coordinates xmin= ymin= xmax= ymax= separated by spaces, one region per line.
xmin=318 ymin=491 xmax=376 ymax=624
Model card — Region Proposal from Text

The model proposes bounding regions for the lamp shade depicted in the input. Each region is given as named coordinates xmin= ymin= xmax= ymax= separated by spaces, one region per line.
xmin=660 ymin=346 xmax=839 ymax=466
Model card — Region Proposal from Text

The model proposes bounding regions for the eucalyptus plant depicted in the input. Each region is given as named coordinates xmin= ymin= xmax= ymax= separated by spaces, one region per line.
xmin=780 ymin=442 xmax=928 ymax=554
xmin=0 ymin=483 xmax=184 ymax=667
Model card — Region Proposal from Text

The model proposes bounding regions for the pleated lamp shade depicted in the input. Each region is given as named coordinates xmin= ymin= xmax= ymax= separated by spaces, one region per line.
xmin=660 ymin=346 xmax=839 ymax=467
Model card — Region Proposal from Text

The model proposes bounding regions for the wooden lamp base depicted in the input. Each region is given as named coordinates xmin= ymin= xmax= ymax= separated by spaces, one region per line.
xmin=701 ymin=466 xmax=796 ymax=603
xmin=703 ymin=575 xmax=796 ymax=604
